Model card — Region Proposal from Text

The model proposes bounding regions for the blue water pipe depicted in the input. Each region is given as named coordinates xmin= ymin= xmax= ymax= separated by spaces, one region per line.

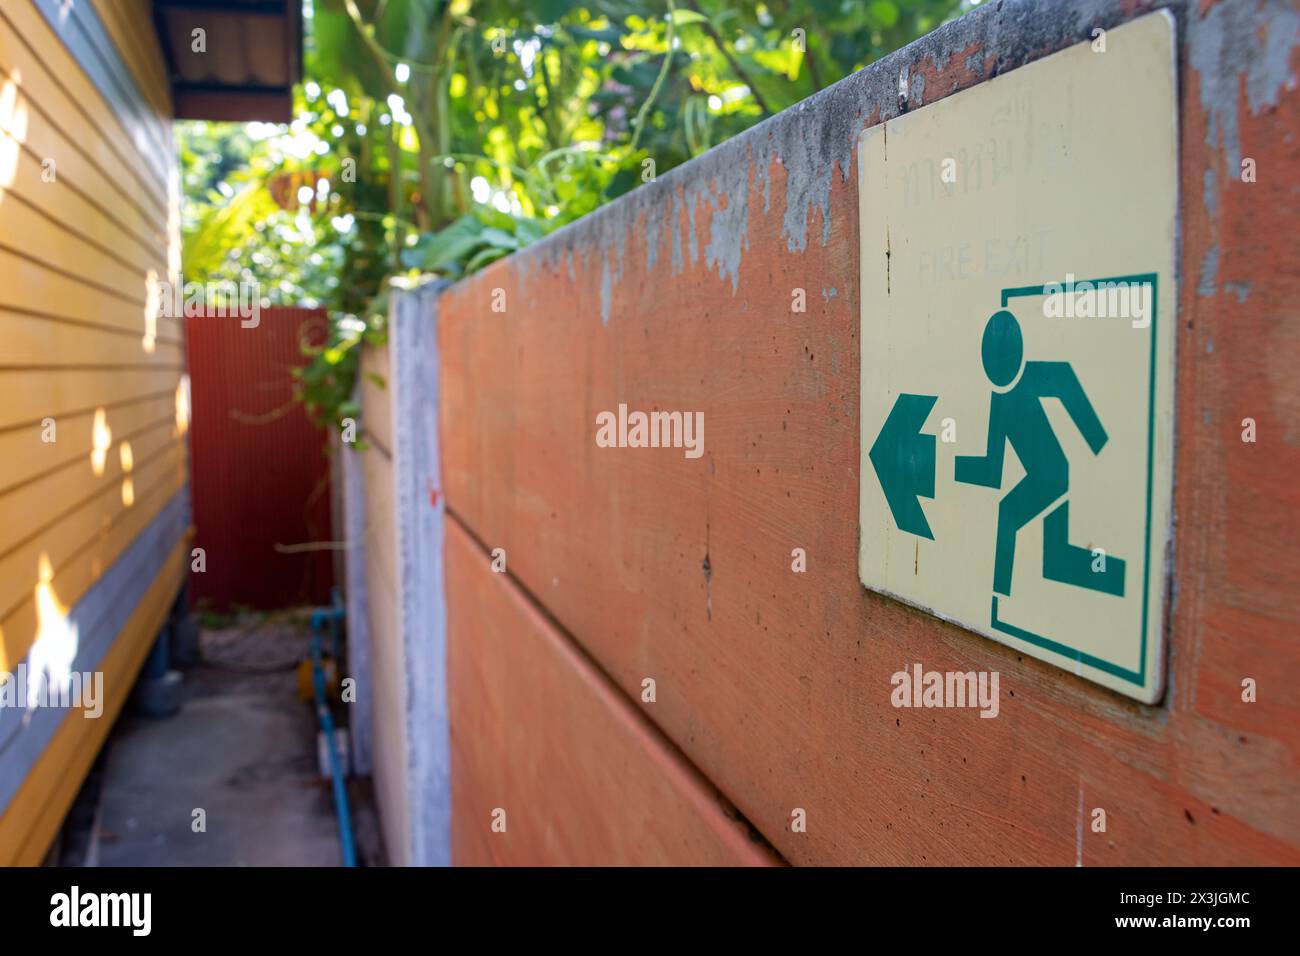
xmin=310 ymin=590 xmax=357 ymax=867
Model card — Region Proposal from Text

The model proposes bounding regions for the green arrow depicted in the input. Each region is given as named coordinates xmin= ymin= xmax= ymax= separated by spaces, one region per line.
xmin=869 ymin=393 xmax=938 ymax=539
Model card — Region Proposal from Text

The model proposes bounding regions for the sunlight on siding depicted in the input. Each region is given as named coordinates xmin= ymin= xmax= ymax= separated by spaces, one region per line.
xmin=142 ymin=269 xmax=159 ymax=355
xmin=0 ymin=69 xmax=28 ymax=191
xmin=175 ymin=375 xmax=190 ymax=436
xmin=120 ymin=441 xmax=135 ymax=507
xmin=90 ymin=407 xmax=112 ymax=476
xmin=28 ymin=554 xmax=78 ymax=711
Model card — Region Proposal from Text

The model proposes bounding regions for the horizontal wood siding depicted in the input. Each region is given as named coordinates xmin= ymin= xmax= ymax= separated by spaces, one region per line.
xmin=0 ymin=0 xmax=184 ymax=863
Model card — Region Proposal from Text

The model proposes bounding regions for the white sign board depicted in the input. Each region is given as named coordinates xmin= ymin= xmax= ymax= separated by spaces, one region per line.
xmin=858 ymin=12 xmax=1177 ymax=703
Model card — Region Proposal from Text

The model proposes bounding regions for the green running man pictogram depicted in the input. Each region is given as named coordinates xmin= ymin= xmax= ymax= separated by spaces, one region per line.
xmin=954 ymin=310 xmax=1126 ymax=598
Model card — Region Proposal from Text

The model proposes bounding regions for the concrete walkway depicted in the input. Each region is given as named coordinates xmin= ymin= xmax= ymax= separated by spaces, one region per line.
xmin=95 ymin=616 xmax=379 ymax=866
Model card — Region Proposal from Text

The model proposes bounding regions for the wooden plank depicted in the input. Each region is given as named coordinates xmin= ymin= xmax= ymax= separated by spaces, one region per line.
xmin=28 ymin=0 xmax=173 ymax=170
xmin=0 ymin=0 xmax=183 ymax=865
xmin=0 ymin=188 xmax=161 ymax=302
xmin=0 ymin=393 xmax=175 ymax=491
xmin=0 ymin=5 xmax=169 ymax=220
xmin=0 ymin=140 xmax=167 ymax=280
xmin=0 ymin=86 xmax=169 ymax=265
xmin=0 ymin=364 xmax=182 ymax=431
xmin=0 ymin=309 xmax=183 ymax=369
xmin=435 ymin=19 xmax=1300 ymax=863
xmin=0 ymin=440 xmax=184 ymax=613
xmin=0 ymin=249 xmax=180 ymax=342
xmin=88 ymin=0 xmax=172 ymax=119
xmin=0 ymin=452 xmax=186 ymax=671
xmin=0 ymin=538 xmax=186 ymax=865
xmin=0 ymin=488 xmax=186 ymax=785
xmin=0 ymin=421 xmax=178 ymax=565
xmin=445 ymin=516 xmax=777 ymax=866
xmin=16 ymin=0 xmax=171 ymax=201
xmin=0 ymin=7 xmax=169 ymax=223
xmin=0 ymin=248 xmax=182 ymax=343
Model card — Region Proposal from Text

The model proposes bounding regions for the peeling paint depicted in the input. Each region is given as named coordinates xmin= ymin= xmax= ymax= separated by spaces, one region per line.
xmin=1224 ymin=281 xmax=1251 ymax=303
xmin=645 ymin=202 xmax=662 ymax=271
xmin=488 ymin=0 xmax=1298 ymax=326
xmin=696 ymin=162 xmax=752 ymax=292
xmin=1188 ymin=0 xmax=1300 ymax=169
xmin=1198 ymin=244 xmax=1220 ymax=298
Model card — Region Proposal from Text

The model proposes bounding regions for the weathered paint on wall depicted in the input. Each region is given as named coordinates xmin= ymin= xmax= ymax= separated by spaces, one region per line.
xmin=429 ymin=0 xmax=1300 ymax=864
xmin=0 ymin=0 xmax=186 ymax=861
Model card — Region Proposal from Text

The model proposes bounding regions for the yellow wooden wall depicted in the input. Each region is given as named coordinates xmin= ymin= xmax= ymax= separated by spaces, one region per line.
xmin=0 ymin=0 xmax=187 ymax=864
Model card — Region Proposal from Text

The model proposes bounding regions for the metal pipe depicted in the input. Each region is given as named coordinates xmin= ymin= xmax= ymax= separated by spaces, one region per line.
xmin=310 ymin=603 xmax=357 ymax=867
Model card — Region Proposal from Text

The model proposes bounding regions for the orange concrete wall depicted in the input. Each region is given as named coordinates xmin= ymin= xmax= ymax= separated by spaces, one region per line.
xmin=430 ymin=0 xmax=1299 ymax=865
xmin=445 ymin=518 xmax=777 ymax=866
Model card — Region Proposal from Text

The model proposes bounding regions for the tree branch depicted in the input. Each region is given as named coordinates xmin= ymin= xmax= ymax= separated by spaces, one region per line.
xmin=684 ymin=0 xmax=772 ymax=115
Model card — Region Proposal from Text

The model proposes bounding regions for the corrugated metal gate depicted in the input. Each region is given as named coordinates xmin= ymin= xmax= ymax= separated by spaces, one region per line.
xmin=185 ymin=307 xmax=335 ymax=610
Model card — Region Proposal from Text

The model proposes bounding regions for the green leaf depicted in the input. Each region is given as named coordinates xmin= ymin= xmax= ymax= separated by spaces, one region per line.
xmin=312 ymin=0 xmax=389 ymax=101
xmin=868 ymin=1 xmax=900 ymax=29
xmin=464 ymin=246 xmax=510 ymax=272
xmin=477 ymin=227 xmax=520 ymax=249
xmin=403 ymin=215 xmax=489 ymax=271
xmin=667 ymin=9 xmax=709 ymax=26
xmin=567 ymin=25 xmax=623 ymax=44
xmin=182 ymin=181 xmax=279 ymax=279
xmin=512 ymin=216 xmax=547 ymax=245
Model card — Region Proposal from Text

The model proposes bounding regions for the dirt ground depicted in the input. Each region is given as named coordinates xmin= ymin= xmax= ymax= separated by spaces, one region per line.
xmin=85 ymin=614 xmax=384 ymax=867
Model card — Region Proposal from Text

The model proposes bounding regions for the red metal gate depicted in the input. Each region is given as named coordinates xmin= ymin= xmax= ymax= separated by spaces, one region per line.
xmin=185 ymin=307 xmax=335 ymax=611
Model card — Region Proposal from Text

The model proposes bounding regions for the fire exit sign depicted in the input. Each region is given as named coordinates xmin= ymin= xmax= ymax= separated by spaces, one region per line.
xmin=857 ymin=12 xmax=1178 ymax=703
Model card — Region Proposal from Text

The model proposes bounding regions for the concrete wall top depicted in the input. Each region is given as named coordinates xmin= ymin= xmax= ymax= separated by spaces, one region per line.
xmin=467 ymin=0 xmax=1297 ymax=312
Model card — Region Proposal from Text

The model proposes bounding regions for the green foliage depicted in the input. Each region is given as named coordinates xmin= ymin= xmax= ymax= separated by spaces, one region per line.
xmin=179 ymin=0 xmax=968 ymax=433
